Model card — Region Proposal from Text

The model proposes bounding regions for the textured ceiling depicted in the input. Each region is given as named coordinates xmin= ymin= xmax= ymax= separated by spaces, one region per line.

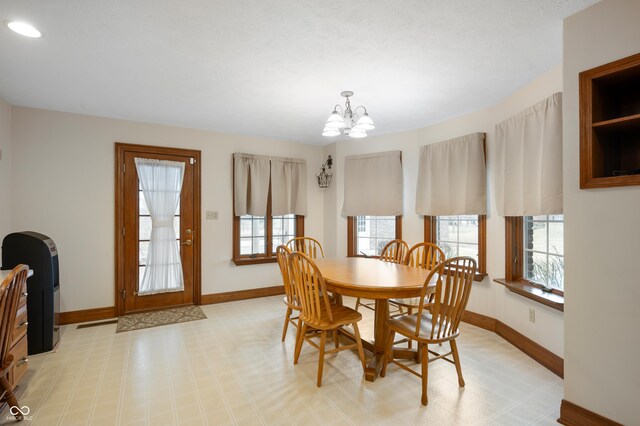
xmin=0 ymin=0 xmax=597 ymax=145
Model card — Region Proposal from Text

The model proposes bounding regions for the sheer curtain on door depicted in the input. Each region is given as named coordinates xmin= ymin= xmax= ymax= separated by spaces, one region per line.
xmin=135 ymin=158 xmax=185 ymax=295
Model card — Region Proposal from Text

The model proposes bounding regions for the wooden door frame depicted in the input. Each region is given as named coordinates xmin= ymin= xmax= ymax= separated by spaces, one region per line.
xmin=115 ymin=142 xmax=202 ymax=316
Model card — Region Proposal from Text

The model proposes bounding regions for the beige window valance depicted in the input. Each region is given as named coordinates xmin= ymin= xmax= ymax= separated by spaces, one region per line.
xmin=493 ymin=92 xmax=563 ymax=216
xmin=233 ymin=153 xmax=307 ymax=216
xmin=342 ymin=150 xmax=403 ymax=216
xmin=415 ymin=132 xmax=486 ymax=216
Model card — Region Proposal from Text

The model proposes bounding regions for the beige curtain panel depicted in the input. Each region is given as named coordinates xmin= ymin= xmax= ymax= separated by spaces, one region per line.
xmin=493 ymin=92 xmax=563 ymax=216
xmin=415 ymin=132 xmax=486 ymax=216
xmin=270 ymin=157 xmax=308 ymax=216
xmin=342 ymin=150 xmax=403 ymax=216
xmin=233 ymin=153 xmax=271 ymax=216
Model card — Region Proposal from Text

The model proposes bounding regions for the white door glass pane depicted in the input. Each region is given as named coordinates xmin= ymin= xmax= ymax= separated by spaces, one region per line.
xmin=174 ymin=216 xmax=180 ymax=240
xmin=139 ymin=241 xmax=149 ymax=265
xmin=139 ymin=216 xmax=152 ymax=240
xmin=139 ymin=266 xmax=146 ymax=286
xmin=139 ymin=191 xmax=149 ymax=215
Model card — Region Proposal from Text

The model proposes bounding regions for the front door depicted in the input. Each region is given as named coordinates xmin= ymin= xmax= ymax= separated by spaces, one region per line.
xmin=116 ymin=143 xmax=201 ymax=315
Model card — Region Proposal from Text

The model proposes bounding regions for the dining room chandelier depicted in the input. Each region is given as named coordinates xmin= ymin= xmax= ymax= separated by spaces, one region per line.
xmin=322 ymin=91 xmax=375 ymax=139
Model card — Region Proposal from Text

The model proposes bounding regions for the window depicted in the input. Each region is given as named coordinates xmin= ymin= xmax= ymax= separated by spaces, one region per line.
xmin=523 ymin=215 xmax=564 ymax=290
xmin=348 ymin=216 xmax=402 ymax=257
xmin=233 ymin=211 xmax=304 ymax=265
xmin=502 ymin=215 xmax=564 ymax=305
xmin=425 ymin=215 xmax=486 ymax=280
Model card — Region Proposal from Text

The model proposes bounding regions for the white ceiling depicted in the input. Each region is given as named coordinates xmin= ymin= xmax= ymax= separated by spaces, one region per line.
xmin=0 ymin=0 xmax=597 ymax=145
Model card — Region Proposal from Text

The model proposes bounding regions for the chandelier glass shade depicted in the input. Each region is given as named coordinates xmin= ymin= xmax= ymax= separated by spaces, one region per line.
xmin=322 ymin=91 xmax=375 ymax=138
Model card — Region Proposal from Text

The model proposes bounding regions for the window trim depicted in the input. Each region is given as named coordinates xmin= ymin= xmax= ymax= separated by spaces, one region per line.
xmin=232 ymin=186 xmax=304 ymax=266
xmin=496 ymin=216 xmax=564 ymax=311
xmin=424 ymin=215 xmax=487 ymax=282
xmin=347 ymin=216 xmax=402 ymax=258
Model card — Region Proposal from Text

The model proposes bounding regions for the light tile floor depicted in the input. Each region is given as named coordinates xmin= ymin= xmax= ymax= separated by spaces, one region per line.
xmin=1 ymin=296 xmax=563 ymax=425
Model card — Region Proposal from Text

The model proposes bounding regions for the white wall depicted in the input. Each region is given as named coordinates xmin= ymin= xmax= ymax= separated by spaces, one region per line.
xmin=563 ymin=1 xmax=640 ymax=423
xmin=325 ymin=65 xmax=565 ymax=356
xmin=0 ymin=97 xmax=11 ymax=262
xmin=10 ymin=108 xmax=324 ymax=312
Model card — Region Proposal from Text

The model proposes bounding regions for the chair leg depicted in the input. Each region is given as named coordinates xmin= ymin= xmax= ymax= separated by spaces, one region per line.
xmin=420 ymin=344 xmax=429 ymax=405
xmin=407 ymin=307 xmax=413 ymax=349
xmin=0 ymin=376 xmax=22 ymax=421
xmin=317 ymin=331 xmax=327 ymax=387
xmin=294 ymin=321 xmax=307 ymax=365
xmin=333 ymin=329 xmax=339 ymax=349
xmin=352 ymin=323 xmax=367 ymax=371
xmin=281 ymin=306 xmax=293 ymax=342
xmin=354 ymin=297 xmax=361 ymax=311
xmin=450 ymin=339 xmax=465 ymax=387
xmin=380 ymin=330 xmax=396 ymax=377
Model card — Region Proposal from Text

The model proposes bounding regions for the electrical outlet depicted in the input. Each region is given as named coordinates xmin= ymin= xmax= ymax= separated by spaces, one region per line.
xmin=529 ymin=308 xmax=536 ymax=323
xmin=206 ymin=211 xmax=218 ymax=220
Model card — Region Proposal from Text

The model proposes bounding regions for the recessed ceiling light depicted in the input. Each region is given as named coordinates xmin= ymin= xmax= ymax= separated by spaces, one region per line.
xmin=5 ymin=20 xmax=42 ymax=38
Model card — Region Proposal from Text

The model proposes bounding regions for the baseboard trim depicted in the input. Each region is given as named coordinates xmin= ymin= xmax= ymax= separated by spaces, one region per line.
xmin=461 ymin=310 xmax=563 ymax=378
xmin=559 ymin=400 xmax=622 ymax=426
xmin=59 ymin=306 xmax=116 ymax=325
xmin=201 ymin=285 xmax=284 ymax=305
xmin=461 ymin=310 xmax=497 ymax=332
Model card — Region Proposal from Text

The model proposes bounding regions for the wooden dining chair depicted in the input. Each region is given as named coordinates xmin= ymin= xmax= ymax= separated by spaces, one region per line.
xmin=0 ymin=264 xmax=29 ymax=421
xmin=390 ymin=242 xmax=446 ymax=315
xmin=289 ymin=252 xmax=366 ymax=387
xmin=276 ymin=245 xmax=301 ymax=342
xmin=380 ymin=256 xmax=477 ymax=405
xmin=286 ymin=237 xmax=325 ymax=258
xmin=355 ymin=239 xmax=409 ymax=312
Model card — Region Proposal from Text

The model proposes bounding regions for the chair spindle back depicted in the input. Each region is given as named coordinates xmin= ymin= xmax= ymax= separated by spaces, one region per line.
xmin=0 ymin=265 xmax=28 ymax=366
xmin=405 ymin=242 xmax=445 ymax=270
xmin=379 ymin=239 xmax=409 ymax=264
xmin=415 ymin=257 xmax=476 ymax=340
xmin=288 ymin=252 xmax=333 ymax=325
xmin=286 ymin=237 xmax=325 ymax=259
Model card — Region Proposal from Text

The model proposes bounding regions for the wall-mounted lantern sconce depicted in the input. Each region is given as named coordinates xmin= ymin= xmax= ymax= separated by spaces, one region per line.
xmin=316 ymin=155 xmax=333 ymax=188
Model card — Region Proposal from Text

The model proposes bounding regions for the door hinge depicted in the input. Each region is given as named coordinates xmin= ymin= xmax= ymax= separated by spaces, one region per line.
xmin=121 ymin=289 xmax=126 ymax=300
xmin=190 ymin=157 xmax=195 ymax=165
xmin=122 ymin=227 xmax=126 ymax=237
xmin=123 ymin=163 xmax=126 ymax=173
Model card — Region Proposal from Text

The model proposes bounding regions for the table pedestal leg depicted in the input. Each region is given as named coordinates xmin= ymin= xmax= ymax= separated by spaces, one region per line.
xmin=363 ymin=299 xmax=390 ymax=382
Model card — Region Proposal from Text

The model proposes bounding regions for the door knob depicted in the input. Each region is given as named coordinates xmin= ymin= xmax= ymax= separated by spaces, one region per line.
xmin=181 ymin=239 xmax=193 ymax=246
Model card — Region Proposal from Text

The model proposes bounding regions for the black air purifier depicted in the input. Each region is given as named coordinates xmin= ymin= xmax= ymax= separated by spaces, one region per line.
xmin=2 ymin=231 xmax=61 ymax=354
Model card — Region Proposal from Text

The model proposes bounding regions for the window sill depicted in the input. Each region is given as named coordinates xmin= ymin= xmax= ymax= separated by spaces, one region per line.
xmin=232 ymin=257 xmax=277 ymax=266
xmin=493 ymin=278 xmax=564 ymax=312
xmin=473 ymin=272 xmax=488 ymax=282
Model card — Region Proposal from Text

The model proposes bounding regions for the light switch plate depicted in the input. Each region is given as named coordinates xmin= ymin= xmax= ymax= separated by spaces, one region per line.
xmin=206 ymin=211 xmax=218 ymax=220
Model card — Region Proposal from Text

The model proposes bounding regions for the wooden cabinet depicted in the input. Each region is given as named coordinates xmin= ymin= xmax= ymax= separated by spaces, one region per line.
xmin=580 ymin=53 xmax=640 ymax=188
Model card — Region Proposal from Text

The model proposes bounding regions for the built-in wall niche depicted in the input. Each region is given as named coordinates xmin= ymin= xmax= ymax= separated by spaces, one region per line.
xmin=580 ymin=52 xmax=640 ymax=188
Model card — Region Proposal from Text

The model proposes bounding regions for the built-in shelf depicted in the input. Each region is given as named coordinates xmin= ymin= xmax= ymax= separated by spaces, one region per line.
xmin=580 ymin=53 xmax=640 ymax=189
xmin=592 ymin=113 xmax=640 ymax=131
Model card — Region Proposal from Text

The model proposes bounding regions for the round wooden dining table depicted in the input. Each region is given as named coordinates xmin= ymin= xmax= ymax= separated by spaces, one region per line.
xmin=313 ymin=257 xmax=435 ymax=382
